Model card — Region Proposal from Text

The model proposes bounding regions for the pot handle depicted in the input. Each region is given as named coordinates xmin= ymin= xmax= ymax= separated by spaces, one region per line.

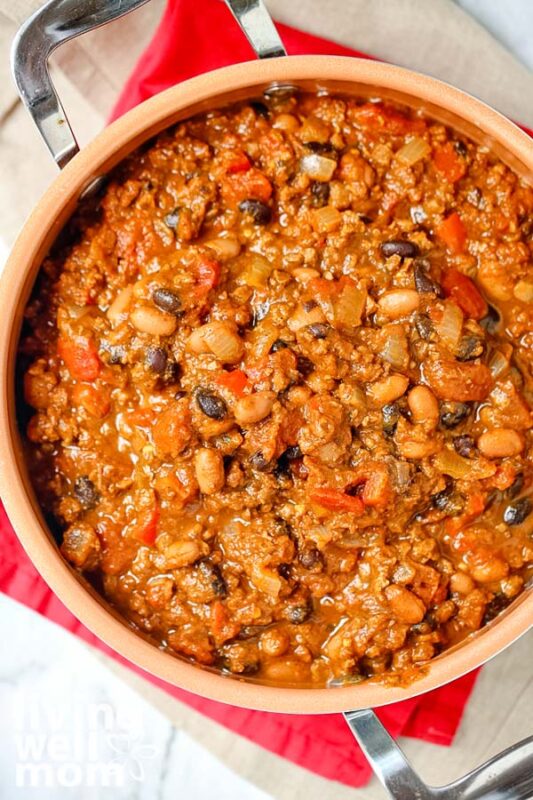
xmin=224 ymin=0 xmax=287 ymax=59
xmin=11 ymin=0 xmax=150 ymax=168
xmin=344 ymin=709 xmax=533 ymax=800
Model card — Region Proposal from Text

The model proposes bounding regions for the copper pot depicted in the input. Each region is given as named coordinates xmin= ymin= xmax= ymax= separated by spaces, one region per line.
xmin=1 ymin=2 xmax=532 ymax=796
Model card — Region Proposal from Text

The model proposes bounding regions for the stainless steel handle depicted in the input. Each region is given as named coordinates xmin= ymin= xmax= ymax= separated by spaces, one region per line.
xmin=344 ymin=709 xmax=533 ymax=800
xmin=224 ymin=0 xmax=287 ymax=59
xmin=11 ymin=0 xmax=150 ymax=168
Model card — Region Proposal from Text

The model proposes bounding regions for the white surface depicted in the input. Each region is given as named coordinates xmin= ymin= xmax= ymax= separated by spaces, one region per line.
xmin=455 ymin=0 xmax=533 ymax=70
xmin=0 ymin=595 xmax=270 ymax=800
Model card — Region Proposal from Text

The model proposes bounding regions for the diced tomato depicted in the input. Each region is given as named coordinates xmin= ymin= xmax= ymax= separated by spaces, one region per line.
xmin=436 ymin=212 xmax=468 ymax=255
xmin=220 ymin=168 xmax=273 ymax=207
xmin=58 ymin=336 xmax=101 ymax=381
xmin=490 ymin=462 xmax=517 ymax=492
xmin=126 ymin=407 xmax=156 ymax=428
xmin=132 ymin=504 xmax=160 ymax=546
xmin=349 ymin=464 xmax=391 ymax=508
xmin=154 ymin=472 xmax=198 ymax=510
xmin=310 ymin=488 xmax=365 ymax=514
xmin=442 ymin=268 xmax=488 ymax=320
xmin=308 ymin=277 xmax=338 ymax=299
xmin=71 ymin=383 xmax=110 ymax=419
xmin=215 ymin=369 xmax=248 ymax=397
xmin=433 ymin=143 xmax=466 ymax=183
xmin=210 ymin=600 xmax=241 ymax=643
xmin=445 ymin=492 xmax=486 ymax=537
xmin=195 ymin=256 xmax=221 ymax=295
xmin=352 ymin=102 xmax=426 ymax=136
xmin=225 ymin=151 xmax=252 ymax=174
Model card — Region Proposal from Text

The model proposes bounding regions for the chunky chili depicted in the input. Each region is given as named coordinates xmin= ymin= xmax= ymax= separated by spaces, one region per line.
xmin=19 ymin=92 xmax=533 ymax=687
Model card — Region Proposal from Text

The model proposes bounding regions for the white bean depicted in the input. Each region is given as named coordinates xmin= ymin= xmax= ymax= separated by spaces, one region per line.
xmin=234 ymin=391 xmax=276 ymax=426
xmin=379 ymin=289 xmax=420 ymax=319
xmin=194 ymin=448 xmax=225 ymax=495
xmin=130 ymin=306 xmax=177 ymax=336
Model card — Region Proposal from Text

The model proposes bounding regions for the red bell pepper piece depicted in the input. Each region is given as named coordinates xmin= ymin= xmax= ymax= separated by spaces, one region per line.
xmin=195 ymin=256 xmax=221 ymax=295
xmin=132 ymin=504 xmax=160 ymax=546
xmin=310 ymin=488 xmax=365 ymax=514
xmin=58 ymin=336 xmax=101 ymax=381
xmin=215 ymin=369 xmax=248 ymax=397
xmin=436 ymin=212 xmax=467 ymax=255
xmin=442 ymin=268 xmax=488 ymax=320
xmin=433 ymin=143 xmax=466 ymax=183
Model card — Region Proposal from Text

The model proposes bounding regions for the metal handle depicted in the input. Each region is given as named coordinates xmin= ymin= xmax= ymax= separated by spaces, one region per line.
xmin=11 ymin=0 xmax=150 ymax=168
xmin=344 ymin=709 xmax=533 ymax=800
xmin=224 ymin=0 xmax=287 ymax=59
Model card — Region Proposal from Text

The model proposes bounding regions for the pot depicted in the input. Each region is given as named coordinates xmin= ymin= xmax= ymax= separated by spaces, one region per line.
xmin=1 ymin=1 xmax=533 ymax=796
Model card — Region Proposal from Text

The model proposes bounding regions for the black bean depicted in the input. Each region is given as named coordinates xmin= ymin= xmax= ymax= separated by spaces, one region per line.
xmin=380 ymin=240 xmax=420 ymax=259
xmin=432 ymin=487 xmax=463 ymax=515
xmin=278 ymin=563 xmax=292 ymax=579
xmin=483 ymin=594 xmax=511 ymax=625
xmin=414 ymin=313 xmax=433 ymax=341
xmin=302 ymin=299 xmax=317 ymax=312
xmin=296 ymin=354 xmax=315 ymax=376
xmin=453 ymin=434 xmax=476 ymax=458
xmin=285 ymin=601 xmax=312 ymax=624
xmin=158 ymin=360 xmax=181 ymax=387
xmin=503 ymin=497 xmax=532 ymax=526
xmin=152 ymin=287 xmax=182 ymax=315
xmin=414 ymin=260 xmax=442 ymax=295
xmin=382 ymin=402 xmax=400 ymax=435
xmin=250 ymin=100 xmax=269 ymax=118
xmin=440 ymin=402 xmax=471 ymax=429
xmin=103 ymin=343 xmax=127 ymax=365
xmin=306 ymin=141 xmax=336 ymax=154
xmin=73 ymin=476 xmax=99 ymax=509
xmin=251 ymin=301 xmax=270 ymax=327
xmin=145 ymin=346 xmax=168 ymax=374
xmin=359 ymin=214 xmax=373 ymax=225
xmin=299 ymin=547 xmax=323 ymax=569
xmin=249 ymin=451 xmax=272 ymax=472
xmin=270 ymin=339 xmax=289 ymax=353
xmin=239 ymin=199 xmax=272 ymax=225
xmin=508 ymin=473 xmax=524 ymax=499
xmin=480 ymin=304 xmax=501 ymax=333
xmin=307 ymin=323 xmax=329 ymax=339
xmin=164 ymin=209 xmax=180 ymax=229
xmin=311 ymin=181 xmax=330 ymax=207
xmin=454 ymin=140 xmax=468 ymax=157
xmin=174 ymin=390 xmax=187 ymax=400
xmin=284 ymin=445 xmax=303 ymax=460
xmin=456 ymin=335 xmax=484 ymax=362
xmin=199 ymin=560 xmax=227 ymax=597
xmin=196 ymin=389 xmax=227 ymax=420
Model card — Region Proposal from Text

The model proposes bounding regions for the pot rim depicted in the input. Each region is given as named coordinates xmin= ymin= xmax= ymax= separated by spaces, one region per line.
xmin=1 ymin=55 xmax=532 ymax=714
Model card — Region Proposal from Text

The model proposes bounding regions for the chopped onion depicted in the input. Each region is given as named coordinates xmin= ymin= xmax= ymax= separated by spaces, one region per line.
xmin=381 ymin=324 xmax=409 ymax=369
xmin=287 ymin=302 xmax=326 ymax=332
xmin=300 ymin=153 xmax=337 ymax=182
xmin=199 ymin=321 xmax=244 ymax=363
xmin=239 ymin=253 xmax=273 ymax=288
xmin=434 ymin=448 xmax=496 ymax=480
xmin=334 ymin=282 xmax=367 ymax=329
xmin=312 ymin=206 xmax=342 ymax=234
xmin=489 ymin=349 xmax=510 ymax=377
xmin=436 ymin=301 xmax=463 ymax=350
xmin=396 ymin=137 xmax=431 ymax=167
xmin=252 ymin=566 xmax=282 ymax=597
xmin=204 ymin=236 xmax=241 ymax=260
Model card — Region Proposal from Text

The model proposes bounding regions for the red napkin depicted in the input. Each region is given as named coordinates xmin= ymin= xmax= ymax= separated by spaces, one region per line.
xmin=3 ymin=0 xmax=503 ymax=788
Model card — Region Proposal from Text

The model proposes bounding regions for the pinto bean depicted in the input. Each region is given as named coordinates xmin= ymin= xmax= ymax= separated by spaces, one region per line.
xmin=477 ymin=429 xmax=524 ymax=459
xmin=234 ymin=391 xmax=275 ymax=426
xmin=408 ymin=386 xmax=439 ymax=425
xmin=385 ymin=584 xmax=426 ymax=624
xmin=378 ymin=289 xmax=420 ymax=319
xmin=194 ymin=448 xmax=225 ymax=495
xmin=130 ymin=306 xmax=178 ymax=336
xmin=368 ymin=374 xmax=409 ymax=406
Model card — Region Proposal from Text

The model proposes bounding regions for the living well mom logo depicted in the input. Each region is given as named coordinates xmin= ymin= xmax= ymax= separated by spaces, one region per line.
xmin=11 ymin=692 xmax=158 ymax=789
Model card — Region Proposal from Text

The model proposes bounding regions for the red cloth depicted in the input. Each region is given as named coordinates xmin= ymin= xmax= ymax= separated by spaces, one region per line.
xmin=7 ymin=0 xmax=519 ymax=787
